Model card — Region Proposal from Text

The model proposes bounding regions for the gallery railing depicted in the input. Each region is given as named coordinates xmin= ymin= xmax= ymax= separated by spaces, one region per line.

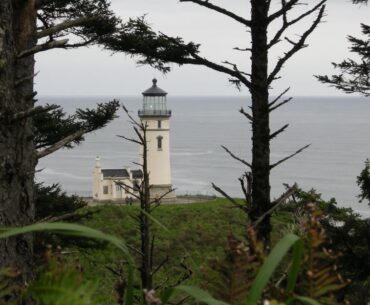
xmin=138 ymin=109 xmax=172 ymax=117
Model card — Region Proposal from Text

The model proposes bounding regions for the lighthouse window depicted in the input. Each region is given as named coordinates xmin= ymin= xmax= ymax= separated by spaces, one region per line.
xmin=157 ymin=136 xmax=163 ymax=150
xmin=158 ymin=120 xmax=162 ymax=128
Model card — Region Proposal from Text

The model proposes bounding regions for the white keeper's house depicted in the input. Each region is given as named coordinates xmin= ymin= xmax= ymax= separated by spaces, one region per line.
xmin=92 ymin=79 xmax=175 ymax=201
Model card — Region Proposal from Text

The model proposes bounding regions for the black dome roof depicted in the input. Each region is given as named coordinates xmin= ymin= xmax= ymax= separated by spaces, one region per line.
xmin=142 ymin=79 xmax=167 ymax=96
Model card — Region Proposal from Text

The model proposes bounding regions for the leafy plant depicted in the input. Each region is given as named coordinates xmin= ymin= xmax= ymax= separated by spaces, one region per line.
xmin=0 ymin=223 xmax=135 ymax=305
xmin=0 ymin=268 xmax=22 ymax=305
xmin=28 ymin=248 xmax=96 ymax=305
xmin=0 ymin=212 xmax=346 ymax=305
xmin=201 ymin=230 xmax=265 ymax=305
xmin=294 ymin=204 xmax=348 ymax=305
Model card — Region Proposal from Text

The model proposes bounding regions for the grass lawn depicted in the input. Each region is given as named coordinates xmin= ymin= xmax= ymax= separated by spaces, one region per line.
xmin=69 ymin=198 xmax=291 ymax=304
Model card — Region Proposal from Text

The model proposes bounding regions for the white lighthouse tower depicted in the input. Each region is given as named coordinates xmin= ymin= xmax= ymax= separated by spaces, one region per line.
xmin=139 ymin=79 xmax=175 ymax=199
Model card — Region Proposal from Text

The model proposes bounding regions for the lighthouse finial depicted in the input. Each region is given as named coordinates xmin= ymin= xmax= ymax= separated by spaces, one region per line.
xmin=152 ymin=78 xmax=157 ymax=86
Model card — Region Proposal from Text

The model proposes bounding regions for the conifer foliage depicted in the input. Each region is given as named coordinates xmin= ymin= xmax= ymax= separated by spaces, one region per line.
xmin=357 ymin=159 xmax=370 ymax=205
xmin=103 ymin=0 xmax=327 ymax=243
xmin=317 ymin=0 xmax=370 ymax=95
xmin=0 ymin=0 xmax=192 ymax=278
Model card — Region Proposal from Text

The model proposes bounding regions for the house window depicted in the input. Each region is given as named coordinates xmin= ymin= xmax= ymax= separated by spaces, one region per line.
xmin=158 ymin=120 xmax=162 ymax=128
xmin=116 ymin=184 xmax=121 ymax=191
xmin=103 ymin=186 xmax=109 ymax=194
xmin=157 ymin=136 xmax=163 ymax=150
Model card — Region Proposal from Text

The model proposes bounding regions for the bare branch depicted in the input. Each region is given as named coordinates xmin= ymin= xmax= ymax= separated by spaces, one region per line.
xmin=268 ymin=1 xmax=326 ymax=49
xmin=270 ymin=124 xmax=289 ymax=140
xmin=149 ymin=188 xmax=175 ymax=206
xmin=270 ymin=144 xmax=310 ymax=169
xmin=269 ymin=87 xmax=290 ymax=107
xmin=268 ymin=5 xmax=326 ymax=84
xmin=117 ymin=135 xmax=142 ymax=145
xmin=272 ymin=183 xmax=297 ymax=206
xmin=211 ymin=183 xmax=246 ymax=211
xmin=239 ymin=172 xmax=252 ymax=205
xmin=18 ymin=39 xmax=69 ymax=58
xmin=179 ymin=0 xmax=251 ymax=27
xmin=269 ymin=97 xmax=293 ymax=112
xmin=127 ymin=244 xmax=144 ymax=257
xmin=152 ymin=256 xmax=169 ymax=276
xmin=221 ymin=145 xmax=251 ymax=168
xmin=268 ymin=0 xmax=299 ymax=23
xmin=116 ymin=181 xmax=141 ymax=200
xmin=239 ymin=107 xmax=253 ymax=122
xmin=252 ymin=185 xmax=296 ymax=228
xmin=234 ymin=47 xmax=252 ymax=52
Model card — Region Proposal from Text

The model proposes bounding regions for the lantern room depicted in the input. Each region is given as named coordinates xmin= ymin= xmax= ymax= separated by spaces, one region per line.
xmin=139 ymin=79 xmax=171 ymax=117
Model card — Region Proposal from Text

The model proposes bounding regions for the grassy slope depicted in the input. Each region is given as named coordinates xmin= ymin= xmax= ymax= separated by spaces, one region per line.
xmin=72 ymin=198 xmax=290 ymax=304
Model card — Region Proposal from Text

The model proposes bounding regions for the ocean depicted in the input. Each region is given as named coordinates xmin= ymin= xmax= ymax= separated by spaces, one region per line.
xmin=37 ymin=95 xmax=370 ymax=215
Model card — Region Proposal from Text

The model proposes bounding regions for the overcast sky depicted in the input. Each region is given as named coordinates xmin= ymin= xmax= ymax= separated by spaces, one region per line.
xmin=35 ymin=0 xmax=370 ymax=97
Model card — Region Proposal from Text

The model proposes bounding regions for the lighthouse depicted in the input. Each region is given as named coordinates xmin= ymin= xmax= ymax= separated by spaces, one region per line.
xmin=139 ymin=79 xmax=175 ymax=199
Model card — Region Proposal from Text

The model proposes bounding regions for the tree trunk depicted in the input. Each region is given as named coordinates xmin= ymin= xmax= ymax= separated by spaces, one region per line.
xmin=250 ymin=1 xmax=271 ymax=244
xmin=140 ymin=130 xmax=152 ymax=290
xmin=0 ymin=0 xmax=37 ymax=281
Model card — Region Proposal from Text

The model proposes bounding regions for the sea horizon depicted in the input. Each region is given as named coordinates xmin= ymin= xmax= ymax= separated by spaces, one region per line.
xmin=37 ymin=95 xmax=370 ymax=216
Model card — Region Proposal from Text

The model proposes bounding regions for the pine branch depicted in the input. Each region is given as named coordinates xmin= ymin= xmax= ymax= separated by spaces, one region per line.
xmin=191 ymin=53 xmax=251 ymax=88
xmin=15 ymin=72 xmax=39 ymax=87
xmin=37 ymin=129 xmax=86 ymax=159
xmin=11 ymin=105 xmax=59 ymax=122
xmin=179 ymin=0 xmax=251 ymax=27
xmin=37 ymin=17 xmax=92 ymax=39
xmin=159 ymin=32 xmax=252 ymax=88
xmin=35 ymin=0 xmax=54 ymax=8
xmin=18 ymin=39 xmax=69 ymax=58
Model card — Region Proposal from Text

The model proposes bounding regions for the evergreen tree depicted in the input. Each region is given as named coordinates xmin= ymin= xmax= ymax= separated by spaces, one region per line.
xmin=0 ymin=0 xmax=192 ymax=280
xmin=103 ymin=0 xmax=326 ymax=244
xmin=357 ymin=159 xmax=370 ymax=204
xmin=317 ymin=0 xmax=370 ymax=94
xmin=317 ymin=0 xmax=370 ymax=207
